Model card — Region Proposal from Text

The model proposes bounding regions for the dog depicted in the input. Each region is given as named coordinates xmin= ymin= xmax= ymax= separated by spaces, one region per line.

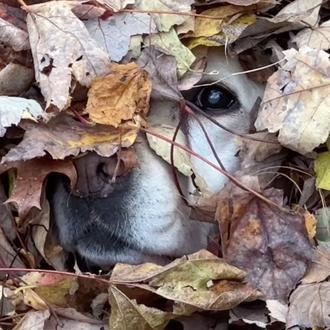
xmin=49 ymin=47 xmax=264 ymax=269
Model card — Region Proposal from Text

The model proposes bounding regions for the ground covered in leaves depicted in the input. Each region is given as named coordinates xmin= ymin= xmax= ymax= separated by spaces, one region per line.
xmin=0 ymin=0 xmax=330 ymax=329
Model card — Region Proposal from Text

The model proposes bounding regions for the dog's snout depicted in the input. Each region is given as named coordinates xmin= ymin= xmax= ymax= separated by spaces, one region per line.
xmin=72 ymin=149 xmax=137 ymax=198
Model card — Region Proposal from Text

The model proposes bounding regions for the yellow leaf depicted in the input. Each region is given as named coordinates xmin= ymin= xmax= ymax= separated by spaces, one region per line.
xmin=145 ymin=28 xmax=195 ymax=76
xmin=86 ymin=62 xmax=152 ymax=127
xmin=315 ymin=151 xmax=330 ymax=190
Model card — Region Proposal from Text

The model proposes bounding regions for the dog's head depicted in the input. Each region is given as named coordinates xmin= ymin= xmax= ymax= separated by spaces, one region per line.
xmin=50 ymin=48 xmax=264 ymax=268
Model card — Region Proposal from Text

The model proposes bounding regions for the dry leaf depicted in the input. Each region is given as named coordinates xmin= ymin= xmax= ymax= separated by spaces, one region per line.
xmin=287 ymin=282 xmax=330 ymax=328
xmin=135 ymin=0 xmax=193 ymax=32
xmin=111 ymin=250 xmax=260 ymax=314
xmin=301 ymin=246 xmax=330 ymax=284
xmin=0 ymin=158 xmax=77 ymax=218
xmin=109 ymin=286 xmax=173 ymax=330
xmin=144 ymin=28 xmax=195 ymax=77
xmin=255 ymin=47 xmax=330 ymax=154
xmin=2 ymin=114 xmax=138 ymax=163
xmin=86 ymin=62 xmax=151 ymax=127
xmin=97 ymin=0 xmax=135 ymax=11
xmin=0 ymin=17 xmax=29 ymax=51
xmin=217 ymin=188 xmax=313 ymax=301
xmin=86 ymin=12 xmax=157 ymax=62
xmin=0 ymin=96 xmax=43 ymax=137
xmin=26 ymin=1 xmax=111 ymax=110
xmin=137 ymin=47 xmax=182 ymax=101
xmin=293 ymin=20 xmax=330 ymax=50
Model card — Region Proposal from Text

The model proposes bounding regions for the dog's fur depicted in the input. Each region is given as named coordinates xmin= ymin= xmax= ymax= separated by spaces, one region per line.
xmin=50 ymin=48 xmax=264 ymax=268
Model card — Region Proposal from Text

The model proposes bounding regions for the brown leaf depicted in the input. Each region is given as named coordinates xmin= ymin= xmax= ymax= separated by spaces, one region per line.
xmin=216 ymin=188 xmax=313 ymax=301
xmin=26 ymin=1 xmax=111 ymax=110
xmin=0 ymin=158 xmax=77 ymax=218
xmin=2 ymin=114 xmax=138 ymax=163
xmin=86 ymin=62 xmax=151 ymax=127
xmin=109 ymin=285 xmax=173 ymax=330
xmin=301 ymin=246 xmax=330 ymax=284
xmin=287 ymin=282 xmax=330 ymax=328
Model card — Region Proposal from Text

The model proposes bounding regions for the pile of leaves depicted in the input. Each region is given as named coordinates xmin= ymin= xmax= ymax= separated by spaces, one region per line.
xmin=1 ymin=0 xmax=330 ymax=328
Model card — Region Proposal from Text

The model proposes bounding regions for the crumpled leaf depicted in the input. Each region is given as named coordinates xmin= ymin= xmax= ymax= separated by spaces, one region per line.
xmin=2 ymin=114 xmax=138 ymax=163
xmin=216 ymin=187 xmax=313 ymax=301
xmin=0 ymin=158 xmax=77 ymax=219
xmin=144 ymin=28 xmax=195 ymax=76
xmin=293 ymin=20 xmax=330 ymax=50
xmin=287 ymin=282 xmax=330 ymax=328
xmin=137 ymin=47 xmax=182 ymax=101
xmin=86 ymin=62 xmax=151 ymax=127
xmin=86 ymin=12 xmax=157 ymax=62
xmin=0 ymin=17 xmax=29 ymax=51
xmin=135 ymin=0 xmax=193 ymax=32
xmin=255 ymin=47 xmax=330 ymax=154
xmin=26 ymin=1 xmax=111 ymax=110
xmin=109 ymin=286 xmax=173 ymax=330
xmin=111 ymin=250 xmax=260 ymax=314
xmin=269 ymin=0 xmax=322 ymax=26
xmin=194 ymin=0 xmax=273 ymax=5
xmin=0 ymin=96 xmax=43 ymax=137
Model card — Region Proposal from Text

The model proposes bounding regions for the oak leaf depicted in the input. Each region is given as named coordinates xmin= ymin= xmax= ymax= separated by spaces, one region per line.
xmin=86 ymin=62 xmax=152 ymax=127
xmin=0 ymin=158 xmax=77 ymax=219
xmin=255 ymin=47 xmax=330 ymax=154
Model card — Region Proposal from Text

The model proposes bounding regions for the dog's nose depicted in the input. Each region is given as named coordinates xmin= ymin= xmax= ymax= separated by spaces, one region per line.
xmin=72 ymin=149 xmax=137 ymax=198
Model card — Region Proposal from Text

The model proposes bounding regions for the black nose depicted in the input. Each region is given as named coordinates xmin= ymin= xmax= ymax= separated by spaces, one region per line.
xmin=72 ymin=150 xmax=137 ymax=198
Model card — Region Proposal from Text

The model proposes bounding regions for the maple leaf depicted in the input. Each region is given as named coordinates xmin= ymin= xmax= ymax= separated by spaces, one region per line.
xmin=26 ymin=1 xmax=111 ymax=111
xmin=0 ymin=158 xmax=77 ymax=219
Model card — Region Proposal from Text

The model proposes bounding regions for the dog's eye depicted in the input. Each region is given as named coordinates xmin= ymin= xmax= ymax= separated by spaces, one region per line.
xmin=194 ymin=86 xmax=237 ymax=112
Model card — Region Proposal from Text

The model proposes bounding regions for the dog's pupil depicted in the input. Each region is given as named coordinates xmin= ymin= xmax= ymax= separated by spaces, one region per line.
xmin=207 ymin=89 xmax=222 ymax=105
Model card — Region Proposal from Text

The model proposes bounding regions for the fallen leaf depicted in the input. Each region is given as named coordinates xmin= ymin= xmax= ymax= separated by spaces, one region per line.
xmin=26 ymin=1 xmax=111 ymax=110
xmin=16 ymin=309 xmax=50 ymax=330
xmin=0 ymin=96 xmax=43 ymax=137
xmin=137 ymin=47 xmax=182 ymax=101
xmin=266 ymin=300 xmax=288 ymax=323
xmin=315 ymin=150 xmax=330 ymax=190
xmin=293 ymin=20 xmax=330 ymax=50
xmin=269 ymin=0 xmax=322 ymax=26
xmin=85 ymin=12 xmax=156 ymax=62
xmin=135 ymin=0 xmax=193 ymax=32
xmin=255 ymin=47 xmax=330 ymax=154
xmin=144 ymin=28 xmax=195 ymax=76
xmin=0 ymin=17 xmax=29 ymax=51
xmin=111 ymin=250 xmax=260 ymax=313
xmin=97 ymin=0 xmax=135 ymax=11
xmin=216 ymin=187 xmax=313 ymax=301
xmin=0 ymin=63 xmax=34 ymax=96
xmin=109 ymin=285 xmax=173 ymax=330
xmin=146 ymin=125 xmax=192 ymax=176
xmin=301 ymin=246 xmax=330 ymax=284
xmin=194 ymin=0 xmax=272 ymax=5
xmin=2 ymin=114 xmax=138 ymax=162
xmin=0 ymin=158 xmax=77 ymax=218
xmin=287 ymin=282 xmax=330 ymax=328
xmin=86 ymin=62 xmax=152 ymax=127
xmin=315 ymin=207 xmax=330 ymax=245
xmin=0 ymin=182 xmax=16 ymax=241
